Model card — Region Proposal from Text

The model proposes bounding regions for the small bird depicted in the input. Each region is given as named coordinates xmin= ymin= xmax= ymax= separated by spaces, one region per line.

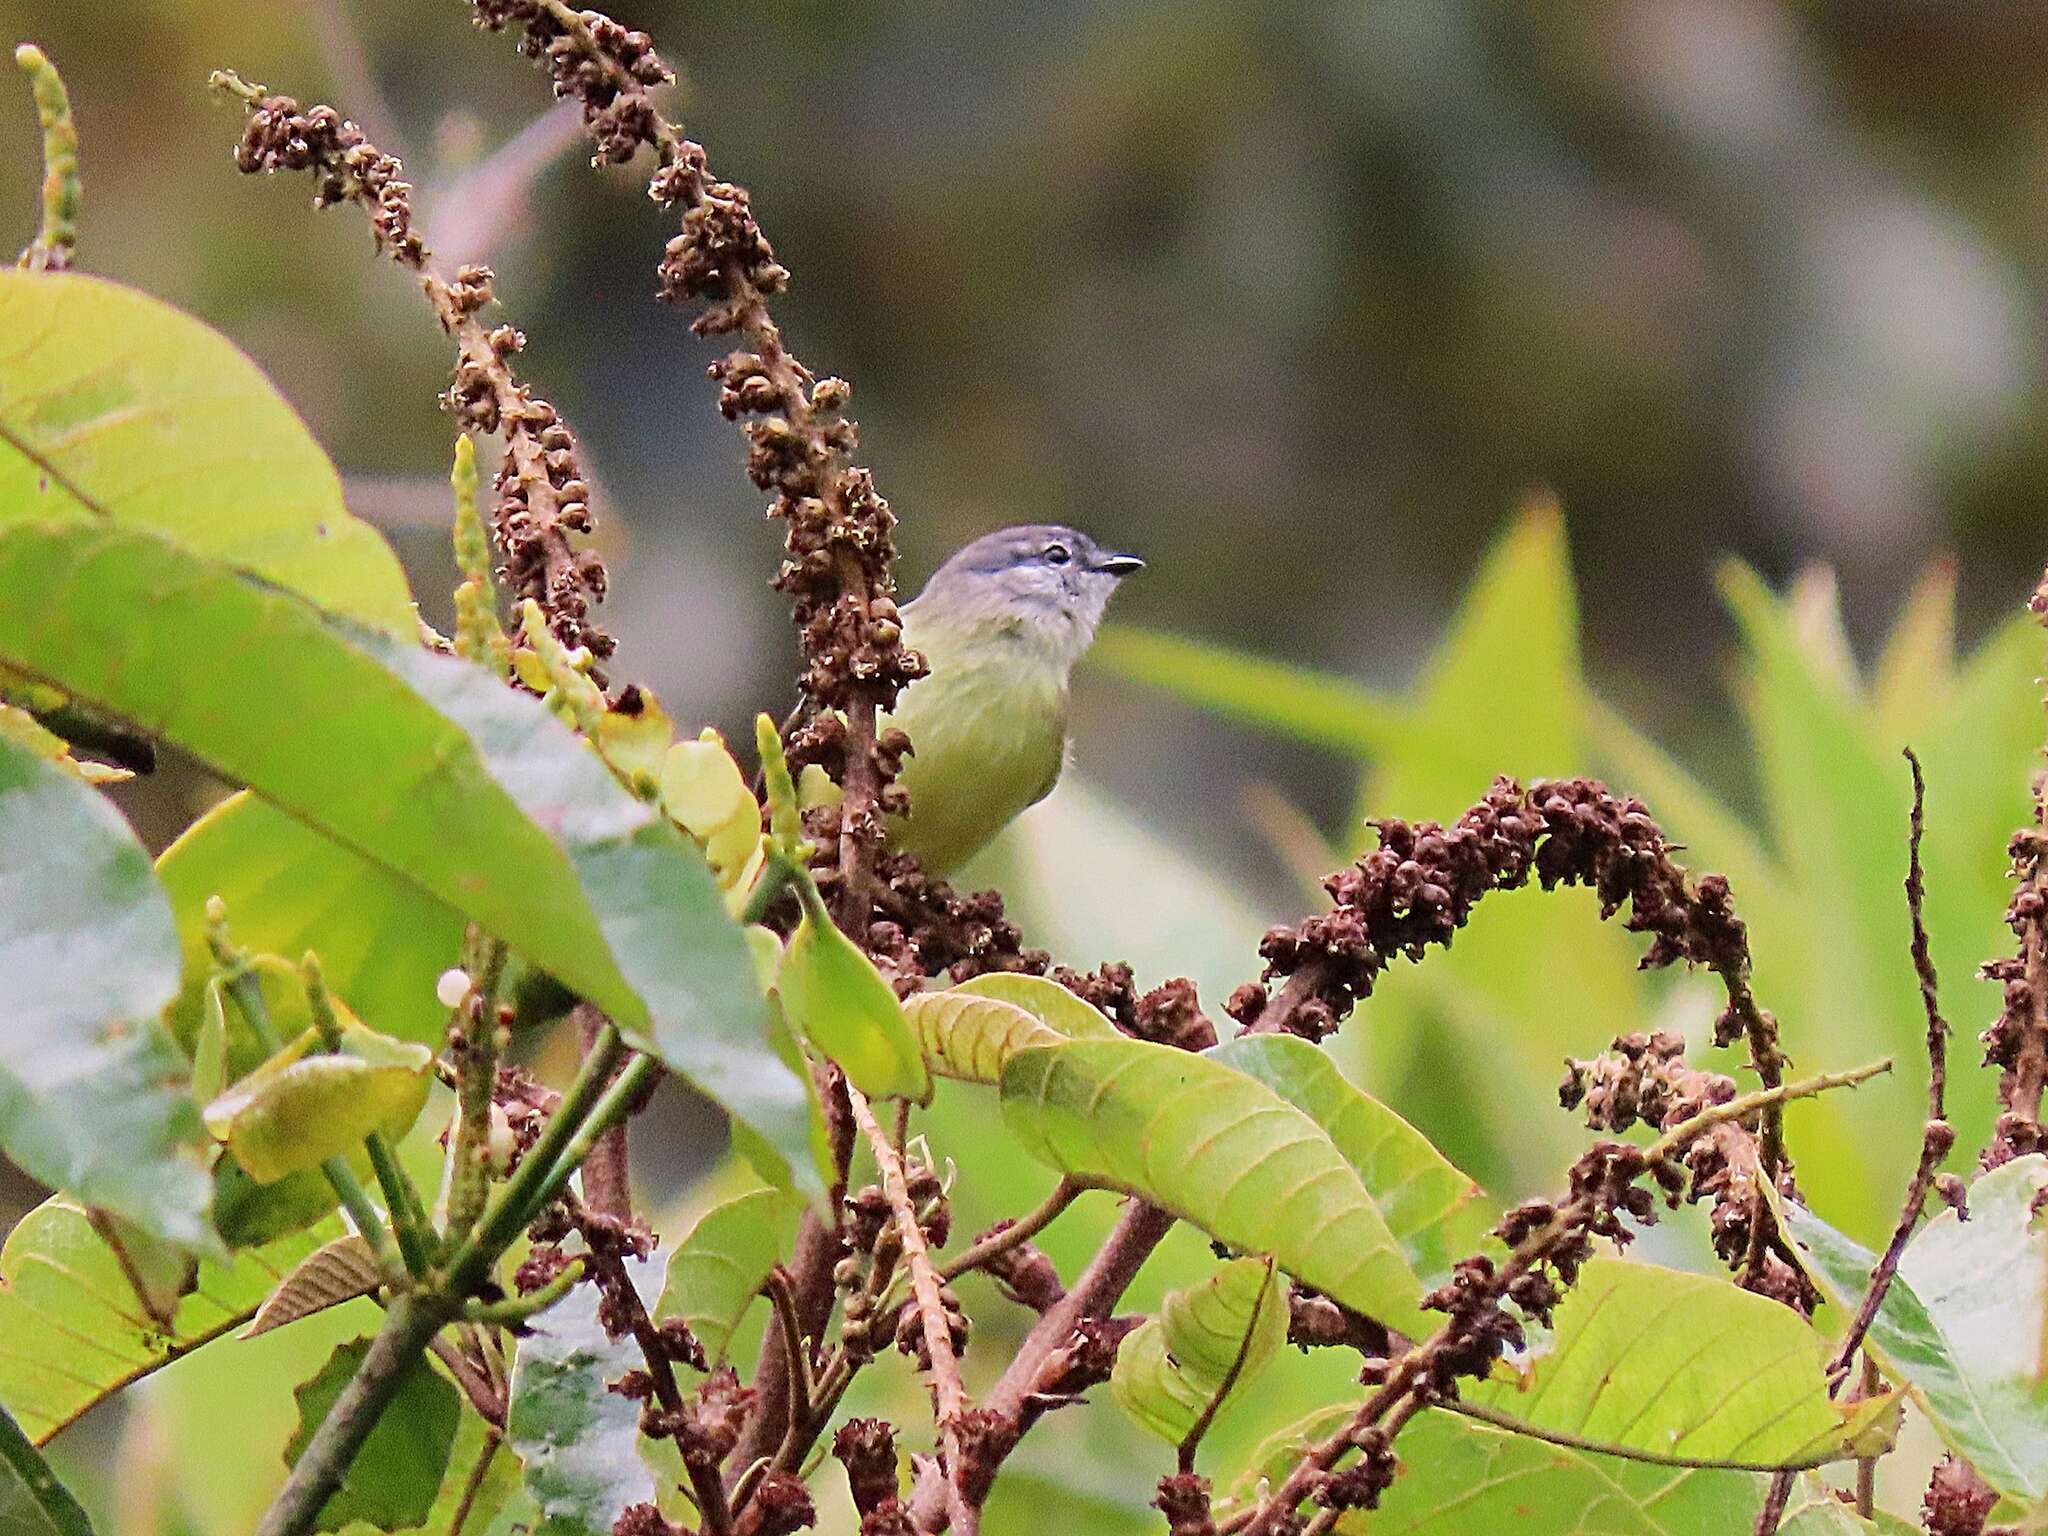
xmin=884 ymin=524 xmax=1143 ymax=874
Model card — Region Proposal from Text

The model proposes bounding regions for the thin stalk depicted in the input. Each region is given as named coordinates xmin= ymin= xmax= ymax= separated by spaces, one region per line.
xmin=937 ymin=1180 xmax=1082 ymax=1283
xmin=445 ymin=931 xmax=510 ymax=1246
xmin=441 ymin=1023 xmax=627 ymax=1293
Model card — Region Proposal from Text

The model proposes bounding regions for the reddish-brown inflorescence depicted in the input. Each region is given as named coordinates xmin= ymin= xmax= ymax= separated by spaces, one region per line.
xmin=467 ymin=0 xmax=923 ymax=923
xmin=1980 ymin=806 xmax=2048 ymax=1167
xmin=220 ymin=76 xmax=612 ymax=666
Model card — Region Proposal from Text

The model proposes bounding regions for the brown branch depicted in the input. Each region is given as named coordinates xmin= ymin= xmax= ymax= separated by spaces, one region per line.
xmin=848 ymin=1087 xmax=974 ymax=1529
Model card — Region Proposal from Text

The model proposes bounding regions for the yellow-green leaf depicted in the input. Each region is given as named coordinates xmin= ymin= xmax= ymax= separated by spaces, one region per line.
xmin=904 ymin=991 xmax=1063 ymax=1083
xmin=203 ymin=1023 xmax=432 ymax=1185
xmin=1111 ymin=1256 xmax=1283 ymax=1445
xmin=953 ymin=972 xmax=1122 ymax=1040
xmin=778 ymin=886 xmax=930 ymax=1104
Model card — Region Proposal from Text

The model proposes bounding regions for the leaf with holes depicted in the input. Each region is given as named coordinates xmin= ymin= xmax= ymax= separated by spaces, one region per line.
xmin=1000 ymin=1038 xmax=1427 ymax=1335
xmin=0 ymin=1196 xmax=342 ymax=1444
xmin=1469 ymin=1257 xmax=1853 ymax=1465
xmin=0 ymin=520 xmax=811 ymax=1192
xmin=656 ymin=1188 xmax=800 ymax=1375
xmin=1111 ymin=1256 xmax=1283 ymax=1445
xmin=1777 ymin=1155 xmax=2048 ymax=1501
xmin=0 ymin=728 xmax=213 ymax=1250
xmin=508 ymin=1253 xmax=666 ymax=1535
xmin=1206 ymin=1034 xmax=1486 ymax=1282
xmin=0 ymin=269 xmax=413 ymax=630
xmin=905 ymin=991 xmax=1064 ymax=1084
xmin=282 ymin=1335 xmax=460 ymax=1532
xmin=243 ymin=1236 xmax=383 ymax=1339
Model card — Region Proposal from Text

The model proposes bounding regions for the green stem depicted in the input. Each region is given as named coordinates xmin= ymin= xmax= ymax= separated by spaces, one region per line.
xmin=442 ymin=1022 xmax=626 ymax=1293
xmin=740 ymin=846 xmax=801 ymax=925
xmin=446 ymin=933 xmax=510 ymax=1246
xmin=13 ymin=45 xmax=77 ymax=271
xmin=524 ymin=1054 xmax=660 ymax=1215
xmin=463 ymin=1258 xmax=585 ymax=1325
xmin=253 ymin=1293 xmax=451 ymax=1536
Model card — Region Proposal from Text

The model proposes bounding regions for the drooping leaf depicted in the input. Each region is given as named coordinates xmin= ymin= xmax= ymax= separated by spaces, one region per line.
xmin=656 ymin=1188 xmax=800 ymax=1374
xmin=778 ymin=884 xmax=931 ymax=1104
xmin=1469 ymin=1256 xmax=1858 ymax=1465
xmin=508 ymin=1254 xmax=665 ymax=1535
xmin=158 ymin=793 xmax=464 ymax=1049
xmin=0 ymin=728 xmax=212 ymax=1250
xmin=0 ymin=1402 xmax=93 ymax=1536
xmin=244 ymin=1236 xmax=384 ymax=1339
xmin=905 ymin=991 xmax=1064 ymax=1083
xmin=1778 ymin=1155 xmax=2048 ymax=1501
xmin=953 ymin=972 xmax=1123 ymax=1041
xmin=1111 ymin=1257 xmax=1284 ymax=1445
xmin=213 ymin=1156 xmax=345 ymax=1250
xmin=282 ymin=1335 xmax=461 ymax=1532
xmin=1206 ymin=1034 xmax=1485 ymax=1282
xmin=202 ymin=1021 xmax=433 ymax=1185
xmin=999 ymin=1038 xmax=1427 ymax=1335
xmin=0 ymin=270 xmax=414 ymax=631
xmin=0 ymin=1197 xmax=342 ymax=1444
xmin=0 ymin=520 xmax=811 ymax=1188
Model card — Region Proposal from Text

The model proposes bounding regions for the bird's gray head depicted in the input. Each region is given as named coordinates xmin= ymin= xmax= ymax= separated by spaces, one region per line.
xmin=905 ymin=524 xmax=1143 ymax=665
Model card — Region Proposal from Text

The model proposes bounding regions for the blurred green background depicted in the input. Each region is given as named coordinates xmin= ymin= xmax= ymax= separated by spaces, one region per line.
xmin=4 ymin=1 xmax=2048 ymax=1530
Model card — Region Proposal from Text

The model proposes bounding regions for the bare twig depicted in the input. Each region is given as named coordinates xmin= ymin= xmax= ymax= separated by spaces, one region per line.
xmin=937 ymin=1180 xmax=1082 ymax=1284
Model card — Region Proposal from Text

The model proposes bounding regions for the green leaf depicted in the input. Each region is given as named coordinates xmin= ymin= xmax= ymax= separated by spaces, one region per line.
xmin=778 ymin=884 xmax=931 ymax=1104
xmin=0 ymin=728 xmax=213 ymax=1250
xmin=0 ymin=520 xmax=811 ymax=1189
xmin=1778 ymin=1155 xmax=2048 ymax=1501
xmin=1206 ymin=1034 xmax=1485 ymax=1283
xmin=213 ymin=1156 xmax=345 ymax=1250
xmin=202 ymin=1024 xmax=433 ymax=1185
xmin=0 ymin=1196 xmax=342 ymax=1443
xmin=1871 ymin=561 xmax=1957 ymax=743
xmin=1471 ymin=1256 xmax=1852 ymax=1464
xmin=953 ymin=973 xmax=1123 ymax=1041
xmin=999 ymin=1038 xmax=1428 ymax=1335
xmin=0 ymin=270 xmax=414 ymax=632
xmin=243 ymin=1236 xmax=384 ymax=1340
xmin=905 ymin=991 xmax=1065 ymax=1083
xmin=0 ymin=1402 xmax=93 ymax=1536
xmin=158 ymin=793 xmax=464 ymax=1048
xmin=656 ymin=1188 xmax=800 ymax=1374
xmin=283 ymin=1336 xmax=460 ymax=1532
xmin=1091 ymin=625 xmax=1417 ymax=758
xmin=508 ymin=1254 xmax=664 ymax=1535
xmin=1111 ymin=1256 xmax=1283 ymax=1444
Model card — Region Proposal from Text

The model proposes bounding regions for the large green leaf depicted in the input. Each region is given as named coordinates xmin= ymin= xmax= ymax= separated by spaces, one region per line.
xmin=999 ymin=1038 xmax=1428 ymax=1335
xmin=0 ymin=1197 xmax=342 ymax=1443
xmin=1206 ymin=1034 xmax=1485 ymax=1283
xmin=1111 ymin=1256 xmax=1284 ymax=1445
xmin=282 ymin=1335 xmax=460 ymax=1533
xmin=656 ymin=1187 xmax=800 ymax=1374
xmin=0 ymin=520 xmax=811 ymax=1188
xmin=158 ymin=793 xmax=463 ymax=1048
xmin=1470 ymin=1257 xmax=1854 ymax=1464
xmin=0 ymin=729 xmax=212 ymax=1250
xmin=0 ymin=1403 xmax=92 ymax=1536
xmin=0 ymin=270 xmax=413 ymax=632
xmin=507 ymin=1254 xmax=665 ymax=1535
xmin=1778 ymin=1155 xmax=2048 ymax=1501
xmin=906 ymin=991 xmax=1072 ymax=1084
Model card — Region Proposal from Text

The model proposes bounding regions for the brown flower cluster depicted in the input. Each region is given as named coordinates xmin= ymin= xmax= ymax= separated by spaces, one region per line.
xmin=1230 ymin=777 xmax=1763 ymax=1053
xmin=1979 ymin=811 xmax=2048 ymax=1166
xmin=220 ymin=77 xmax=611 ymax=663
xmin=1561 ymin=1030 xmax=1813 ymax=1310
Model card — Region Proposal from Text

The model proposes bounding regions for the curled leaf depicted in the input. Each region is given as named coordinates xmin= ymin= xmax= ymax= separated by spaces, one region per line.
xmin=777 ymin=882 xmax=930 ymax=1104
xmin=1111 ymin=1256 xmax=1283 ymax=1445
xmin=242 ymin=1234 xmax=382 ymax=1338
xmin=903 ymin=991 xmax=1062 ymax=1084
xmin=954 ymin=972 xmax=1121 ymax=1040
xmin=202 ymin=1016 xmax=432 ymax=1185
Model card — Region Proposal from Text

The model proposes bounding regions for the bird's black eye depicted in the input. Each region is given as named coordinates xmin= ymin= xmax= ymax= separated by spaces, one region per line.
xmin=1042 ymin=543 xmax=1071 ymax=566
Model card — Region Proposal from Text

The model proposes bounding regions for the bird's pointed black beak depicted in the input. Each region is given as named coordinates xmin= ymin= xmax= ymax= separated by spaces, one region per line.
xmin=1096 ymin=552 xmax=1145 ymax=577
